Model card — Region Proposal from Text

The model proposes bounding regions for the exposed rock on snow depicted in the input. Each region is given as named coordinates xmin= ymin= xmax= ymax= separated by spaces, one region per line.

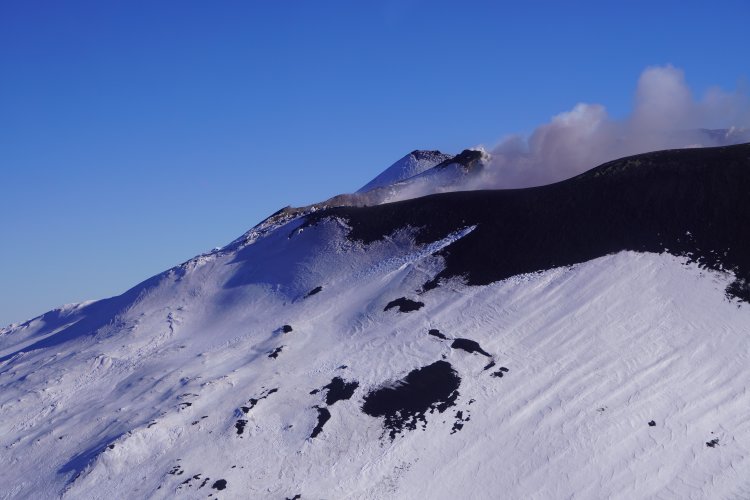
xmin=450 ymin=338 xmax=491 ymax=357
xmin=361 ymin=361 xmax=461 ymax=440
xmin=383 ymin=297 xmax=425 ymax=313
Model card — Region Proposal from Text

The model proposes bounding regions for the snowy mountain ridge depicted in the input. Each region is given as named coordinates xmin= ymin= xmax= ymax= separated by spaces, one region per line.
xmin=356 ymin=150 xmax=453 ymax=193
xmin=2 ymin=143 xmax=750 ymax=499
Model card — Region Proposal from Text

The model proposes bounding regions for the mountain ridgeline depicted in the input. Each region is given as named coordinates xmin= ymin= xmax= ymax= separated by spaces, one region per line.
xmin=307 ymin=143 xmax=750 ymax=301
xmin=3 ymin=143 xmax=750 ymax=499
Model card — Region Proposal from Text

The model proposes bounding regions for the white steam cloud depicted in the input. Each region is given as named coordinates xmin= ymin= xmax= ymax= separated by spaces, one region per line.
xmin=484 ymin=65 xmax=750 ymax=188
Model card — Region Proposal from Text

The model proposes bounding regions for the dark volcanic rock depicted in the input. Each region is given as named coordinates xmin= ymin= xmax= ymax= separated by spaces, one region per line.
xmin=320 ymin=377 xmax=359 ymax=406
xmin=361 ymin=361 xmax=461 ymax=440
xmin=305 ymin=286 xmax=323 ymax=298
xmin=428 ymin=328 xmax=447 ymax=340
xmin=434 ymin=149 xmax=484 ymax=171
xmin=451 ymin=410 xmax=470 ymax=434
xmin=384 ymin=298 xmax=424 ymax=313
xmin=211 ymin=479 xmax=227 ymax=490
xmin=310 ymin=407 xmax=331 ymax=439
xmin=726 ymin=278 xmax=750 ymax=302
xmin=305 ymin=144 xmax=750 ymax=302
xmin=234 ymin=419 xmax=247 ymax=435
xmin=268 ymin=347 xmax=284 ymax=359
xmin=451 ymin=338 xmax=491 ymax=357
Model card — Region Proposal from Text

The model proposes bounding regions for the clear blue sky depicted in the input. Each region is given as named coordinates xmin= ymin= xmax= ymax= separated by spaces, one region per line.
xmin=1 ymin=0 xmax=748 ymax=326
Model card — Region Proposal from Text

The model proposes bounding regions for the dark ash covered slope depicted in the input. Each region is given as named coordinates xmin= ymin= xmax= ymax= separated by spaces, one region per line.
xmin=307 ymin=143 xmax=750 ymax=299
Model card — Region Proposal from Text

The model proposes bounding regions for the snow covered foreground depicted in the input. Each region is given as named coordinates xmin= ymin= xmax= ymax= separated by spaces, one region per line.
xmin=2 ymin=211 xmax=750 ymax=498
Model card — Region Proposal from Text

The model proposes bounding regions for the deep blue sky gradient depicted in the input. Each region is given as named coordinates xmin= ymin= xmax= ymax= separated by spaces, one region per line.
xmin=1 ymin=0 xmax=749 ymax=325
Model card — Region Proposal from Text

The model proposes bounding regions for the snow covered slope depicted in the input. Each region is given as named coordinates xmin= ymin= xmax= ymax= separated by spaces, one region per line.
xmin=1 ymin=144 xmax=750 ymax=499
xmin=357 ymin=150 xmax=453 ymax=193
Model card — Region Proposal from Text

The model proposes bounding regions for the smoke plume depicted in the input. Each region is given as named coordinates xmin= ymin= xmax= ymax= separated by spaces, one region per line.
xmin=484 ymin=65 xmax=750 ymax=188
